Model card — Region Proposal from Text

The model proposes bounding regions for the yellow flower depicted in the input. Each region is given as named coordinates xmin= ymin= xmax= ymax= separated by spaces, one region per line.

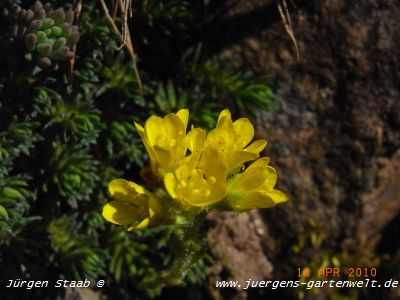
xmin=164 ymin=147 xmax=227 ymax=208
xmin=225 ymin=157 xmax=287 ymax=212
xmin=186 ymin=126 xmax=206 ymax=154
xmin=102 ymin=179 xmax=164 ymax=231
xmin=204 ymin=109 xmax=267 ymax=174
xmin=134 ymin=109 xmax=189 ymax=178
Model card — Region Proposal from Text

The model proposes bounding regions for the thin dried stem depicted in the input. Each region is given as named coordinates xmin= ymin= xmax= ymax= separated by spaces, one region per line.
xmin=112 ymin=0 xmax=119 ymax=20
xmin=116 ymin=0 xmax=131 ymax=51
xmin=69 ymin=0 xmax=82 ymax=84
xmin=277 ymin=0 xmax=300 ymax=61
xmin=99 ymin=0 xmax=143 ymax=93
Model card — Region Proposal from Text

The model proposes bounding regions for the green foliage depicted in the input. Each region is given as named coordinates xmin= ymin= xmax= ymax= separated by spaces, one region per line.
xmin=193 ymin=59 xmax=275 ymax=116
xmin=34 ymin=87 xmax=103 ymax=145
xmin=0 ymin=119 xmax=41 ymax=246
xmin=0 ymin=0 xmax=276 ymax=298
xmin=49 ymin=143 xmax=99 ymax=208
xmin=105 ymin=223 xmax=213 ymax=298
xmin=0 ymin=120 xmax=41 ymax=172
xmin=0 ymin=175 xmax=34 ymax=244
xmin=49 ymin=216 xmax=106 ymax=279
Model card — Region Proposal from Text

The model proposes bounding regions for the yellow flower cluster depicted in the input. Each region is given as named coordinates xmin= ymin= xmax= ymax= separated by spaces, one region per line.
xmin=102 ymin=109 xmax=287 ymax=230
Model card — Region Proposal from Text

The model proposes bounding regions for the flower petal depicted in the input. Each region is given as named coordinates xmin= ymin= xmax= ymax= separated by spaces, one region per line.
xmin=102 ymin=200 xmax=141 ymax=225
xmin=134 ymin=122 xmax=145 ymax=137
xmin=134 ymin=122 xmax=157 ymax=168
xmin=149 ymin=197 xmax=164 ymax=216
xmin=187 ymin=127 xmax=206 ymax=153
xmin=266 ymin=189 xmax=288 ymax=204
xmin=233 ymin=118 xmax=254 ymax=149
xmin=205 ymin=126 xmax=234 ymax=151
xmin=153 ymin=145 xmax=174 ymax=173
xmin=232 ymin=191 xmax=278 ymax=211
xmin=176 ymin=108 xmax=189 ymax=129
xmin=144 ymin=116 xmax=164 ymax=146
xmin=226 ymin=150 xmax=259 ymax=173
xmin=184 ymin=185 xmax=225 ymax=207
xmin=164 ymin=114 xmax=186 ymax=141
xmin=109 ymin=178 xmax=147 ymax=196
xmin=201 ymin=147 xmax=227 ymax=179
xmin=260 ymin=166 xmax=278 ymax=191
xmin=234 ymin=158 xmax=277 ymax=191
xmin=128 ymin=217 xmax=150 ymax=231
xmin=164 ymin=172 xmax=178 ymax=199
xmin=217 ymin=109 xmax=231 ymax=126
xmin=108 ymin=179 xmax=151 ymax=207
xmin=108 ymin=179 xmax=130 ymax=201
xmin=245 ymin=139 xmax=267 ymax=154
xmin=244 ymin=157 xmax=271 ymax=172
xmin=228 ymin=169 xmax=268 ymax=192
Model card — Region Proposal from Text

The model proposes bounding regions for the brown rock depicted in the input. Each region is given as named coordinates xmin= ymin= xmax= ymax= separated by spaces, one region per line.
xmin=207 ymin=211 xmax=273 ymax=284
xmin=205 ymin=0 xmax=400 ymax=299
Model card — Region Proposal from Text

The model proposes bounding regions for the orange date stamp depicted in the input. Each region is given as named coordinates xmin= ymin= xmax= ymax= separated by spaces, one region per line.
xmin=297 ymin=267 xmax=377 ymax=278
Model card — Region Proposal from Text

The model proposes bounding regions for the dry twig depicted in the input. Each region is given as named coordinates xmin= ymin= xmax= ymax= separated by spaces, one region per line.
xmin=69 ymin=0 xmax=82 ymax=81
xmin=277 ymin=0 xmax=300 ymax=61
xmin=99 ymin=0 xmax=143 ymax=93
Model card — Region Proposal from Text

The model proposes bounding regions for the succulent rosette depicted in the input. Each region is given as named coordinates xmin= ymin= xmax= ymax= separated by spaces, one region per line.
xmin=3 ymin=1 xmax=80 ymax=69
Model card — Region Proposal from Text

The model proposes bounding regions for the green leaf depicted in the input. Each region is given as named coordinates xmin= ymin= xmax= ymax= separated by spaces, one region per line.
xmin=0 ymin=205 xmax=8 ymax=219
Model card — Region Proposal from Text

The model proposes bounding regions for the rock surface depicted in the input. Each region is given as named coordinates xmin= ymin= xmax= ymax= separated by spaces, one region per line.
xmin=206 ymin=0 xmax=400 ymax=299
